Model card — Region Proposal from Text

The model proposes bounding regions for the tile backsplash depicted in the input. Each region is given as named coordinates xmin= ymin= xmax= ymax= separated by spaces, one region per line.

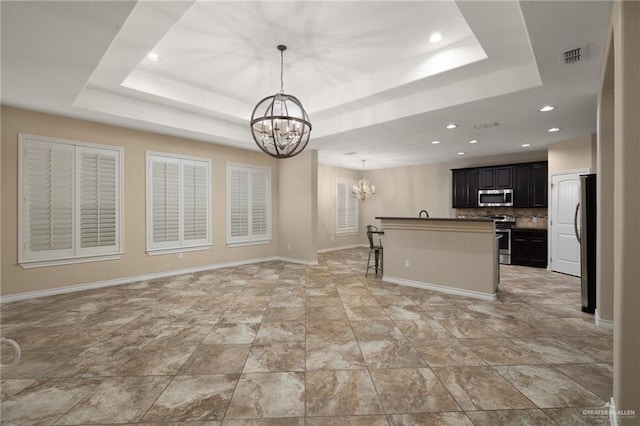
xmin=455 ymin=207 xmax=548 ymax=229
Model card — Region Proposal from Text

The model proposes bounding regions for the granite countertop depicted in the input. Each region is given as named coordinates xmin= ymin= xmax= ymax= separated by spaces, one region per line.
xmin=376 ymin=216 xmax=493 ymax=222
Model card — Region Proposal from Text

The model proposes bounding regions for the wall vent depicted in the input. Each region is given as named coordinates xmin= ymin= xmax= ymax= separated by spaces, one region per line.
xmin=560 ymin=45 xmax=587 ymax=65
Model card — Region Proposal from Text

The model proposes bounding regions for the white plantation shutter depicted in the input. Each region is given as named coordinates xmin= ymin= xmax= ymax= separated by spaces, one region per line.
xmin=251 ymin=169 xmax=270 ymax=238
xmin=151 ymin=157 xmax=180 ymax=246
xmin=147 ymin=153 xmax=211 ymax=253
xmin=182 ymin=160 xmax=209 ymax=243
xmin=77 ymin=147 xmax=119 ymax=255
xmin=22 ymin=139 xmax=75 ymax=261
xmin=336 ymin=178 xmax=358 ymax=234
xmin=229 ymin=166 xmax=249 ymax=238
xmin=19 ymin=134 xmax=123 ymax=267
xmin=227 ymin=164 xmax=271 ymax=245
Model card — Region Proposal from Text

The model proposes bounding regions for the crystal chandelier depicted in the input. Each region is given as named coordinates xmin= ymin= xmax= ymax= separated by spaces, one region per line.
xmin=250 ymin=45 xmax=312 ymax=158
xmin=353 ymin=160 xmax=375 ymax=202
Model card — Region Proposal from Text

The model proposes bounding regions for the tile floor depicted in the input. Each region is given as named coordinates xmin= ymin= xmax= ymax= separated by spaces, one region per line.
xmin=0 ymin=248 xmax=613 ymax=425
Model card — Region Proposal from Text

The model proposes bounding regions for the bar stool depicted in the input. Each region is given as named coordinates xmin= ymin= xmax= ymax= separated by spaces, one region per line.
xmin=365 ymin=225 xmax=384 ymax=277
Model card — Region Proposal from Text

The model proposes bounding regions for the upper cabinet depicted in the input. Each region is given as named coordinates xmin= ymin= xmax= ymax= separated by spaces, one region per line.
xmin=453 ymin=161 xmax=547 ymax=208
xmin=478 ymin=166 xmax=513 ymax=189
xmin=452 ymin=168 xmax=478 ymax=208
xmin=514 ymin=162 xmax=548 ymax=208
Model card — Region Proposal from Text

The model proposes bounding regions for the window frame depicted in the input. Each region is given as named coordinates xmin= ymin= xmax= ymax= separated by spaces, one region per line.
xmin=336 ymin=177 xmax=359 ymax=235
xmin=18 ymin=133 xmax=124 ymax=268
xmin=226 ymin=162 xmax=272 ymax=247
xmin=146 ymin=151 xmax=212 ymax=255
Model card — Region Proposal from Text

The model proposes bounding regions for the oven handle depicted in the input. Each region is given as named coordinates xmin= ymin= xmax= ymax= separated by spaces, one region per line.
xmin=574 ymin=202 xmax=581 ymax=244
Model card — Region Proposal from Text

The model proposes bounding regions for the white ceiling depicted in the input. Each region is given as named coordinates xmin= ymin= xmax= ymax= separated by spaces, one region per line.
xmin=1 ymin=0 xmax=611 ymax=170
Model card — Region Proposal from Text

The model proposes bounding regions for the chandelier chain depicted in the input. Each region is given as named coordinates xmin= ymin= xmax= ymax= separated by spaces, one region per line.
xmin=280 ymin=48 xmax=284 ymax=94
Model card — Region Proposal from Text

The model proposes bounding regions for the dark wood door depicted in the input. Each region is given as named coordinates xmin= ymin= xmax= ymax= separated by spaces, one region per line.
xmin=452 ymin=169 xmax=467 ymax=208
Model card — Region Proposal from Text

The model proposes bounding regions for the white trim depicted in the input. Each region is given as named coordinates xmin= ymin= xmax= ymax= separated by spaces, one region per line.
xmin=146 ymin=245 xmax=211 ymax=256
xmin=19 ymin=253 xmax=123 ymax=269
xmin=383 ymin=276 xmax=497 ymax=301
xmin=317 ymin=244 xmax=367 ymax=253
xmin=278 ymin=257 xmax=319 ymax=266
xmin=595 ymin=309 xmax=614 ymax=329
xmin=610 ymin=398 xmax=618 ymax=426
xmin=227 ymin=239 xmax=272 ymax=248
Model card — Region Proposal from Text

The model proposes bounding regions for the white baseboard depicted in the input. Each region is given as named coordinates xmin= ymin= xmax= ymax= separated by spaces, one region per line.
xmin=317 ymin=244 xmax=367 ymax=253
xmin=383 ymin=276 xmax=497 ymax=302
xmin=595 ymin=309 xmax=614 ymax=329
xmin=0 ymin=256 xmax=313 ymax=303
xmin=610 ymin=398 xmax=618 ymax=426
xmin=277 ymin=257 xmax=319 ymax=266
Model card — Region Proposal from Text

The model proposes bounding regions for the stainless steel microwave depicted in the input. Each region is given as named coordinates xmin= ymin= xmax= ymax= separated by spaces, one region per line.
xmin=478 ymin=189 xmax=513 ymax=207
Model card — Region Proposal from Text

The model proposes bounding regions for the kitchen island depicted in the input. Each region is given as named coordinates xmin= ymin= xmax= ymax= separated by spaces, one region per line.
xmin=375 ymin=217 xmax=498 ymax=301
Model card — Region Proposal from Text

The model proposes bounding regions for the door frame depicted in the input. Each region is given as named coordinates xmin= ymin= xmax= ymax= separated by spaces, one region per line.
xmin=549 ymin=168 xmax=590 ymax=272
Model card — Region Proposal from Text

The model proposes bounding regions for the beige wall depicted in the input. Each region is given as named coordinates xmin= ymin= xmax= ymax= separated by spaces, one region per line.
xmin=278 ymin=150 xmax=318 ymax=263
xmin=548 ymin=134 xmax=596 ymax=174
xmin=317 ymin=164 xmax=365 ymax=251
xmin=610 ymin=0 xmax=640 ymax=415
xmin=597 ymin=32 xmax=615 ymax=325
xmin=1 ymin=107 xmax=281 ymax=297
xmin=359 ymin=150 xmax=547 ymax=228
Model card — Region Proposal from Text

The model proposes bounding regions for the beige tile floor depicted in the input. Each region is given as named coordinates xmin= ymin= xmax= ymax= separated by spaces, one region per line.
xmin=0 ymin=248 xmax=613 ymax=425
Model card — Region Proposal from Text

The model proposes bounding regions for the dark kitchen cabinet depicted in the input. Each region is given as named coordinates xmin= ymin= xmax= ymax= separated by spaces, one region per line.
xmin=511 ymin=229 xmax=547 ymax=268
xmin=513 ymin=162 xmax=548 ymax=208
xmin=531 ymin=162 xmax=548 ymax=207
xmin=452 ymin=168 xmax=478 ymax=208
xmin=478 ymin=166 xmax=512 ymax=189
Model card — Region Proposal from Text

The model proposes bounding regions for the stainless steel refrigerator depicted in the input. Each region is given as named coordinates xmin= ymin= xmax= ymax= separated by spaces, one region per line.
xmin=575 ymin=174 xmax=597 ymax=313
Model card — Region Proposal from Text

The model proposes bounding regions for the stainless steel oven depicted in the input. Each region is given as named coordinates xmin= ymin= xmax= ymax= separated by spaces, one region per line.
xmin=496 ymin=228 xmax=511 ymax=265
xmin=492 ymin=215 xmax=515 ymax=265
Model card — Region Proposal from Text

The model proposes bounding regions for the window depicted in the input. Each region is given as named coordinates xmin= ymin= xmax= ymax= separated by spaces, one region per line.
xmin=18 ymin=134 xmax=123 ymax=267
xmin=336 ymin=178 xmax=358 ymax=234
xmin=227 ymin=163 xmax=271 ymax=246
xmin=146 ymin=152 xmax=211 ymax=254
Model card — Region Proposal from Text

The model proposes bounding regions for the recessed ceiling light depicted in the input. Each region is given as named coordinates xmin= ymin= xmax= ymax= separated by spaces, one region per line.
xmin=539 ymin=105 xmax=555 ymax=112
xmin=457 ymin=152 xmax=465 ymax=155
xmin=446 ymin=124 xmax=457 ymax=129
xmin=522 ymin=143 xmax=531 ymax=147
xmin=469 ymin=139 xmax=479 ymax=144
xmin=548 ymin=127 xmax=560 ymax=132
xmin=147 ymin=52 xmax=160 ymax=62
xmin=431 ymin=140 xmax=440 ymax=144
xmin=429 ymin=33 xmax=443 ymax=44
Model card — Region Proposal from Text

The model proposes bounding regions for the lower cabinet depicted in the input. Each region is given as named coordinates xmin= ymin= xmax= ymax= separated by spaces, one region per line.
xmin=511 ymin=229 xmax=547 ymax=268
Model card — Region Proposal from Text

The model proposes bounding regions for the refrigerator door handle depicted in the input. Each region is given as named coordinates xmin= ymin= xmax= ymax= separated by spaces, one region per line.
xmin=574 ymin=202 xmax=581 ymax=244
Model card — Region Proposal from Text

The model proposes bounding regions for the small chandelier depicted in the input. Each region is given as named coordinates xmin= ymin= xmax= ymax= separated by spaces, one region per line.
xmin=353 ymin=160 xmax=375 ymax=202
xmin=250 ymin=45 xmax=312 ymax=159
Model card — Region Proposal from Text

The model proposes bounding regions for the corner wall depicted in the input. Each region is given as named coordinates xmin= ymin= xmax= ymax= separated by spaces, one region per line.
xmin=278 ymin=150 xmax=318 ymax=263
xmin=610 ymin=0 xmax=640 ymax=415
xmin=1 ymin=107 xmax=280 ymax=297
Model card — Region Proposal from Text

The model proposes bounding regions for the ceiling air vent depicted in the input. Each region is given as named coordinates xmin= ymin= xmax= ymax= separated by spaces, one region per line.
xmin=560 ymin=45 xmax=587 ymax=65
